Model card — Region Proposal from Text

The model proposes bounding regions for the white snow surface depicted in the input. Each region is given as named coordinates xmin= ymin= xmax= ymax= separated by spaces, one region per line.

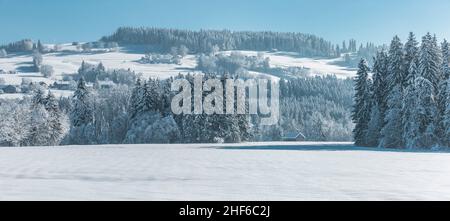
xmin=1 ymin=142 xmax=450 ymax=201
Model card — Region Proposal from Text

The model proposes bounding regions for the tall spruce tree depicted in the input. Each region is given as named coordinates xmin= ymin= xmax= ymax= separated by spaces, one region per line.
xmin=444 ymin=78 xmax=450 ymax=147
xmin=45 ymin=91 xmax=68 ymax=146
xmin=129 ymin=78 xmax=144 ymax=119
xmin=380 ymin=84 xmax=404 ymax=148
xmin=366 ymin=51 xmax=389 ymax=146
xmin=380 ymin=36 xmax=405 ymax=148
xmin=419 ymin=33 xmax=442 ymax=93
xmin=404 ymin=32 xmax=419 ymax=87
xmin=26 ymin=88 xmax=51 ymax=146
xmin=413 ymin=77 xmax=439 ymax=148
xmin=71 ymin=77 xmax=93 ymax=127
xmin=352 ymin=59 xmax=372 ymax=146
xmin=387 ymin=36 xmax=405 ymax=89
xmin=402 ymin=61 xmax=420 ymax=148
xmin=440 ymin=40 xmax=450 ymax=146
xmin=416 ymin=33 xmax=442 ymax=146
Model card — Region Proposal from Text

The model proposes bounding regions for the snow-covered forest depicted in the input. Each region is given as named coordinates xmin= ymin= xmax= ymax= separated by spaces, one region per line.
xmin=100 ymin=27 xmax=337 ymax=57
xmin=353 ymin=32 xmax=450 ymax=149
xmin=0 ymin=64 xmax=354 ymax=146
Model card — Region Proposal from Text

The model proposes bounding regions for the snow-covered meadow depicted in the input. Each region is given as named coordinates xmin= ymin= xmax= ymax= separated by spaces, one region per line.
xmin=1 ymin=142 xmax=450 ymax=201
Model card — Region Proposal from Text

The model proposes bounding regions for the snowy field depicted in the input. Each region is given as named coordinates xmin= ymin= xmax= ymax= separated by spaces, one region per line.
xmin=1 ymin=142 xmax=450 ymax=201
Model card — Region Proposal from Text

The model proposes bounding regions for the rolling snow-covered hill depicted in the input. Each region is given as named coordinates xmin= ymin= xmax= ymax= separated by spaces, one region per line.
xmin=0 ymin=44 xmax=356 ymax=99
xmin=1 ymin=142 xmax=449 ymax=201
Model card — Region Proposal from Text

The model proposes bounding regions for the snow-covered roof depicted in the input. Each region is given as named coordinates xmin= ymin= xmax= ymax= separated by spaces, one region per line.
xmin=283 ymin=131 xmax=306 ymax=139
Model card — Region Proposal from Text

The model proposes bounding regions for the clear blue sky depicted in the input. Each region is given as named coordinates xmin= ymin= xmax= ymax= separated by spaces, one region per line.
xmin=1 ymin=0 xmax=449 ymax=45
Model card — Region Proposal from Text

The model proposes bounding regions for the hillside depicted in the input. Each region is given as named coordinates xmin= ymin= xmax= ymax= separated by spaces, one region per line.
xmin=0 ymin=44 xmax=356 ymax=100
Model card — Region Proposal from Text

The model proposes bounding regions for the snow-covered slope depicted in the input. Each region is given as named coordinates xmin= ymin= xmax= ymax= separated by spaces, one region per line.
xmin=1 ymin=142 xmax=449 ymax=201
xmin=1 ymin=45 xmax=356 ymax=99
xmin=0 ymin=46 xmax=355 ymax=83
xmin=221 ymin=50 xmax=357 ymax=78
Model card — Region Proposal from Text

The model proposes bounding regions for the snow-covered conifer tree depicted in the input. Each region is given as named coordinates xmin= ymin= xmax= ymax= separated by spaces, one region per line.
xmin=419 ymin=33 xmax=442 ymax=92
xmin=352 ymin=59 xmax=372 ymax=146
xmin=413 ymin=77 xmax=439 ymax=148
xmin=380 ymin=36 xmax=405 ymax=148
xmin=404 ymin=32 xmax=419 ymax=87
xmin=45 ymin=91 xmax=69 ymax=146
xmin=71 ymin=77 xmax=93 ymax=127
xmin=366 ymin=51 xmax=389 ymax=146
xmin=37 ymin=40 xmax=44 ymax=53
xmin=129 ymin=78 xmax=145 ymax=118
xmin=402 ymin=61 xmax=420 ymax=148
xmin=68 ymin=77 xmax=95 ymax=144
xmin=26 ymin=89 xmax=51 ymax=146
xmin=387 ymin=36 xmax=405 ymax=90
xmin=380 ymin=85 xmax=404 ymax=148
xmin=436 ymin=40 xmax=450 ymax=143
xmin=443 ymin=78 xmax=450 ymax=147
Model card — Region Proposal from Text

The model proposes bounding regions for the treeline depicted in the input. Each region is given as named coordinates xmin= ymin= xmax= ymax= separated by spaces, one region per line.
xmin=0 ymin=39 xmax=34 ymax=53
xmin=353 ymin=32 xmax=450 ymax=149
xmin=100 ymin=27 xmax=337 ymax=57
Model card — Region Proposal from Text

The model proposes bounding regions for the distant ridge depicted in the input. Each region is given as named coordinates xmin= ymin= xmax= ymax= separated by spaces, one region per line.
xmin=101 ymin=27 xmax=337 ymax=57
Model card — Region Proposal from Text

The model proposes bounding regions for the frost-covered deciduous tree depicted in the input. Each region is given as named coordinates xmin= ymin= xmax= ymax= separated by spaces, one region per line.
xmin=33 ymin=52 xmax=43 ymax=72
xmin=0 ymin=100 xmax=31 ymax=146
xmin=40 ymin=64 xmax=54 ymax=78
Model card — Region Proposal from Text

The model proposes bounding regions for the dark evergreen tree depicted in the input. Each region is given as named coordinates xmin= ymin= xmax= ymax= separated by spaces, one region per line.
xmin=419 ymin=33 xmax=442 ymax=93
xmin=71 ymin=77 xmax=93 ymax=127
xmin=44 ymin=91 xmax=68 ymax=145
xmin=387 ymin=36 xmax=405 ymax=90
xmin=352 ymin=59 xmax=372 ymax=146
xmin=437 ymin=40 xmax=450 ymax=144
xmin=404 ymin=32 xmax=419 ymax=87
xmin=380 ymin=36 xmax=405 ymax=148
xmin=367 ymin=51 xmax=389 ymax=146
xmin=37 ymin=40 xmax=44 ymax=53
